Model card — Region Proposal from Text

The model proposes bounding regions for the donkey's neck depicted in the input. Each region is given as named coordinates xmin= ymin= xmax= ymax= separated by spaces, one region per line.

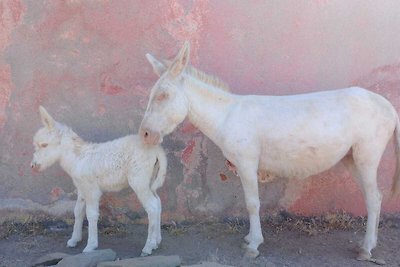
xmin=183 ymin=75 xmax=236 ymax=145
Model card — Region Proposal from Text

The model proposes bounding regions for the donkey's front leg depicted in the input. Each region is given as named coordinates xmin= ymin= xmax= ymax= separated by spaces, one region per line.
xmin=237 ymin=163 xmax=264 ymax=258
xmin=83 ymin=193 xmax=101 ymax=253
xmin=67 ymin=191 xmax=85 ymax=247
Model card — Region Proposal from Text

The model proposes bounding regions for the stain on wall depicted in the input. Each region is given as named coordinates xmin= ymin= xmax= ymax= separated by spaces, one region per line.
xmin=0 ymin=0 xmax=399 ymax=223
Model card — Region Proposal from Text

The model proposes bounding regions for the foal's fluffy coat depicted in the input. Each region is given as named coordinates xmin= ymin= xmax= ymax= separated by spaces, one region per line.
xmin=31 ymin=106 xmax=167 ymax=255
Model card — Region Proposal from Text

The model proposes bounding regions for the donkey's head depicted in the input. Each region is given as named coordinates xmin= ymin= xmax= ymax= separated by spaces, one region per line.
xmin=140 ymin=41 xmax=191 ymax=145
xmin=31 ymin=106 xmax=63 ymax=171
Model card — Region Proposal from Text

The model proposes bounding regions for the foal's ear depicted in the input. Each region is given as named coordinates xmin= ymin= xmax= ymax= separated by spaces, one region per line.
xmin=146 ymin=53 xmax=167 ymax=77
xmin=169 ymin=41 xmax=190 ymax=78
xmin=39 ymin=106 xmax=55 ymax=129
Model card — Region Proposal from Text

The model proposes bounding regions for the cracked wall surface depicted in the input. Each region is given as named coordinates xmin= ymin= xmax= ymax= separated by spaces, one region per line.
xmin=1 ymin=0 xmax=400 ymax=223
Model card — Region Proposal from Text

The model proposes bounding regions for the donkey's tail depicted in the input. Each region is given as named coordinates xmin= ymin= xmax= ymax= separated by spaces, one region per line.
xmin=392 ymin=114 xmax=400 ymax=198
xmin=151 ymin=147 xmax=167 ymax=192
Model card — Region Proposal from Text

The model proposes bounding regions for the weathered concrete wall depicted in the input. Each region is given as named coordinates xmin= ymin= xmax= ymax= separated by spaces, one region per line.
xmin=1 ymin=0 xmax=399 ymax=223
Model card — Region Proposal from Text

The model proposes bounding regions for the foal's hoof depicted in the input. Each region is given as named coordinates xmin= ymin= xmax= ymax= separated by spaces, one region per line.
xmin=244 ymin=248 xmax=260 ymax=259
xmin=83 ymin=244 xmax=97 ymax=253
xmin=241 ymin=242 xmax=249 ymax=249
xmin=140 ymin=251 xmax=151 ymax=257
xmin=67 ymin=239 xmax=78 ymax=248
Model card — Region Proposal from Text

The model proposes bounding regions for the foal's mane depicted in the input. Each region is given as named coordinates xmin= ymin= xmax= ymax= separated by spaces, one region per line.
xmin=185 ymin=66 xmax=231 ymax=92
xmin=56 ymin=123 xmax=85 ymax=155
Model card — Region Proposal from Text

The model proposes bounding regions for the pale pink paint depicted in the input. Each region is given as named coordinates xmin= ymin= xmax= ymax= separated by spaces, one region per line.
xmin=0 ymin=0 xmax=399 ymax=220
xmin=0 ymin=0 xmax=24 ymax=128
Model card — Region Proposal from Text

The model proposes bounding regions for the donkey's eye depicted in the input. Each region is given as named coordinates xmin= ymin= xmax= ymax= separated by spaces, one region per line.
xmin=40 ymin=143 xmax=48 ymax=148
xmin=156 ymin=92 xmax=169 ymax=102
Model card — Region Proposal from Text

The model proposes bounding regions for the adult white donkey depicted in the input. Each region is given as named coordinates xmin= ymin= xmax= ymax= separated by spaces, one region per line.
xmin=140 ymin=41 xmax=400 ymax=260
xmin=31 ymin=106 xmax=167 ymax=256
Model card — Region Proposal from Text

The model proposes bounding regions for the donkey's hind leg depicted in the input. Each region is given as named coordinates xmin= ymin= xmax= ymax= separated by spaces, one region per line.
xmin=347 ymin=144 xmax=385 ymax=261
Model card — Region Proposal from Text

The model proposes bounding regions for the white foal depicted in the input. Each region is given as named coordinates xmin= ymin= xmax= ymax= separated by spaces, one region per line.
xmin=31 ymin=106 xmax=167 ymax=256
xmin=139 ymin=41 xmax=400 ymax=260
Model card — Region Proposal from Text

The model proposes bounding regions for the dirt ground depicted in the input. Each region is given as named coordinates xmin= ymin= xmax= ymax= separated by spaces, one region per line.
xmin=0 ymin=215 xmax=399 ymax=267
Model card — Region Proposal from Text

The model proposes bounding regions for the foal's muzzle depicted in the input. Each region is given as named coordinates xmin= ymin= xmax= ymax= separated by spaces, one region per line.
xmin=140 ymin=127 xmax=161 ymax=145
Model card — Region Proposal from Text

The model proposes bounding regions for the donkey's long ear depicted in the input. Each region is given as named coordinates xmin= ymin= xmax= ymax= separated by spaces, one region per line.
xmin=169 ymin=41 xmax=190 ymax=78
xmin=39 ymin=106 xmax=55 ymax=129
xmin=146 ymin=53 xmax=167 ymax=77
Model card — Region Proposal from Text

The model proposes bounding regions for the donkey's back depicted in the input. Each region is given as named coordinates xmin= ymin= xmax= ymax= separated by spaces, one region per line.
xmin=237 ymin=87 xmax=396 ymax=135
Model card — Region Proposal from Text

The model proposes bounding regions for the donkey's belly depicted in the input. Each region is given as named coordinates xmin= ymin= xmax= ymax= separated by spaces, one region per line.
xmin=259 ymin=142 xmax=351 ymax=179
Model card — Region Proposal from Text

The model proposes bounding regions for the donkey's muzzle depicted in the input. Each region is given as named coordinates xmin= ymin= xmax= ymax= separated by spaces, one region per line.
xmin=30 ymin=161 xmax=41 ymax=172
xmin=140 ymin=127 xmax=161 ymax=145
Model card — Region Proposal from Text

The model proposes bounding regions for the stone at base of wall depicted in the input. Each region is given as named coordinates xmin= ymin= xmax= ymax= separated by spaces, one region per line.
xmin=0 ymin=198 xmax=75 ymax=222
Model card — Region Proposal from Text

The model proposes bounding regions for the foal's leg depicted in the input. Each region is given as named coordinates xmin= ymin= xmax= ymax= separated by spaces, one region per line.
xmin=67 ymin=191 xmax=85 ymax=247
xmin=83 ymin=192 xmax=101 ymax=253
xmin=236 ymin=162 xmax=264 ymax=258
xmin=130 ymin=176 xmax=159 ymax=256
xmin=138 ymin=190 xmax=159 ymax=256
xmin=154 ymin=193 xmax=162 ymax=245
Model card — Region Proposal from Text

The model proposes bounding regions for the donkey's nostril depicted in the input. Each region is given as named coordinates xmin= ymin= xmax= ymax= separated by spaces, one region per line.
xmin=144 ymin=132 xmax=149 ymax=138
xmin=31 ymin=162 xmax=40 ymax=172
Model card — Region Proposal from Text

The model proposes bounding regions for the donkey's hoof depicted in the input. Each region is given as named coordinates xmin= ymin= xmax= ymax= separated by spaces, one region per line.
xmin=357 ymin=254 xmax=386 ymax=265
xmin=356 ymin=253 xmax=370 ymax=261
xmin=244 ymin=248 xmax=259 ymax=259
xmin=371 ymin=259 xmax=387 ymax=265
xmin=244 ymin=234 xmax=251 ymax=244
xmin=356 ymin=248 xmax=371 ymax=261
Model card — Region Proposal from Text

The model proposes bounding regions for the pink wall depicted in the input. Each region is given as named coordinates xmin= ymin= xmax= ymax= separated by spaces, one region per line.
xmin=1 ymin=0 xmax=399 ymax=222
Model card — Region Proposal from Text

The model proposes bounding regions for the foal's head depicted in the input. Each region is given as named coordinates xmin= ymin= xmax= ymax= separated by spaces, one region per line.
xmin=31 ymin=106 xmax=65 ymax=171
xmin=140 ymin=41 xmax=191 ymax=145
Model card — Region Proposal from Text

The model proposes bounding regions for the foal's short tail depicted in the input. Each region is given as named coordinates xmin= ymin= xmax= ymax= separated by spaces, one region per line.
xmin=151 ymin=148 xmax=167 ymax=192
xmin=392 ymin=115 xmax=400 ymax=198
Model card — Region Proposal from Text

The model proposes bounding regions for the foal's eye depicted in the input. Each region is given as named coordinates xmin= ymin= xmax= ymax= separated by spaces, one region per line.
xmin=156 ymin=92 xmax=169 ymax=102
xmin=40 ymin=143 xmax=48 ymax=148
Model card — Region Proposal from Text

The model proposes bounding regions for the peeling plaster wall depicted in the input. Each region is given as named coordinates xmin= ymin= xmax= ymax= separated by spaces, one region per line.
xmin=0 ymin=0 xmax=399 ymax=223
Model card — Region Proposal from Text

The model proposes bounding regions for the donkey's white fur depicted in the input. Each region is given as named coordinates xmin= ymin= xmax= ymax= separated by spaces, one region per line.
xmin=140 ymin=42 xmax=400 ymax=260
xmin=31 ymin=106 xmax=167 ymax=256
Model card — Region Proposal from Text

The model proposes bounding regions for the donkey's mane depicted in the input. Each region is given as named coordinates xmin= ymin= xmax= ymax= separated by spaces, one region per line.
xmin=185 ymin=66 xmax=231 ymax=92
xmin=161 ymin=58 xmax=230 ymax=92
